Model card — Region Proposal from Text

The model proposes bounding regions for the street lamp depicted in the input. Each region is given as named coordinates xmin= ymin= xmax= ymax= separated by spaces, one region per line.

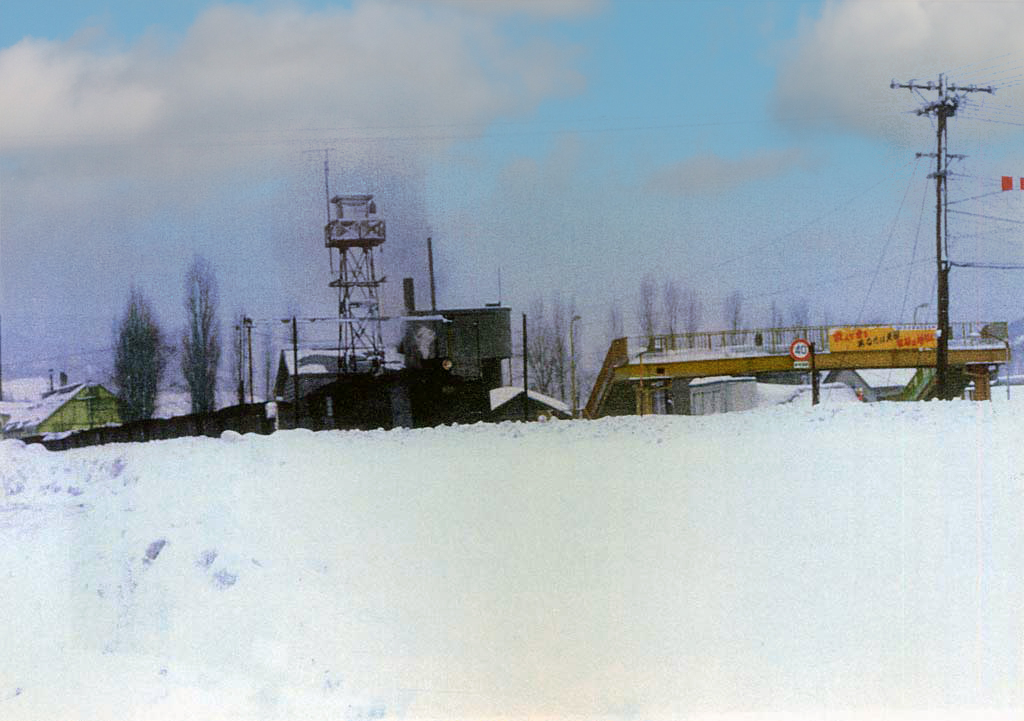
xmin=637 ymin=346 xmax=653 ymax=417
xmin=569 ymin=315 xmax=582 ymax=418
xmin=913 ymin=302 xmax=929 ymax=325
xmin=979 ymin=326 xmax=1012 ymax=401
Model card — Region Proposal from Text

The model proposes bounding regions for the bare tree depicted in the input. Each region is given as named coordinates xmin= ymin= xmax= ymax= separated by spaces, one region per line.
xmin=636 ymin=273 xmax=659 ymax=345
xmin=663 ymin=279 xmax=682 ymax=339
xmin=789 ymin=298 xmax=811 ymax=328
xmin=181 ymin=255 xmax=221 ymax=414
xmin=526 ymin=297 xmax=557 ymax=396
xmin=768 ymin=299 xmax=785 ymax=328
xmin=550 ymin=294 xmax=570 ymax=403
xmin=608 ymin=302 xmax=624 ymax=340
xmin=113 ymin=286 xmax=166 ymax=422
xmin=724 ymin=290 xmax=744 ymax=331
xmin=525 ymin=294 xmax=578 ymax=401
xmin=683 ymin=289 xmax=702 ymax=333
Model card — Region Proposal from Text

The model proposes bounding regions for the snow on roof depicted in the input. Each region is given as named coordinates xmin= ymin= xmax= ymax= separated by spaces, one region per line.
xmin=689 ymin=376 xmax=756 ymax=388
xmin=489 ymin=386 xmax=570 ymax=414
xmin=2 ymin=382 xmax=88 ymax=434
xmin=280 ymin=346 xmax=404 ymax=376
xmin=851 ymin=368 xmax=919 ymax=389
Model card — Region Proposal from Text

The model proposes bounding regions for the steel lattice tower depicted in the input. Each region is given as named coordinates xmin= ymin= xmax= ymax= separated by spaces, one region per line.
xmin=325 ymin=194 xmax=386 ymax=372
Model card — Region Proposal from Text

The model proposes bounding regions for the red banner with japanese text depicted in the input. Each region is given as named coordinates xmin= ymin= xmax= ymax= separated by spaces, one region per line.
xmin=829 ymin=327 xmax=936 ymax=352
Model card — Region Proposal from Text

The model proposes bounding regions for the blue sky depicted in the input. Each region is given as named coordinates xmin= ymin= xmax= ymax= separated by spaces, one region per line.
xmin=1 ymin=0 xmax=1022 ymax=378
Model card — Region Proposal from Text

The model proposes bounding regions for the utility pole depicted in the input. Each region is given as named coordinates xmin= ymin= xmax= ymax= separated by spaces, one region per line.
xmin=292 ymin=317 xmax=300 ymax=429
xmin=234 ymin=323 xmax=245 ymax=406
xmin=891 ymin=74 xmax=994 ymax=399
xmin=245 ymin=317 xmax=254 ymax=404
xmin=522 ymin=313 xmax=529 ymax=422
xmin=570 ymin=314 xmax=581 ymax=418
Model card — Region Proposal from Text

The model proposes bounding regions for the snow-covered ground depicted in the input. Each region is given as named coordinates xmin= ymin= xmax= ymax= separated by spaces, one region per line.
xmin=2 ymin=399 xmax=1022 ymax=721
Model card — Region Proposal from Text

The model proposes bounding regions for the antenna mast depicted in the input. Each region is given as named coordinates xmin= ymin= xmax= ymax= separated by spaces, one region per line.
xmin=325 ymin=194 xmax=387 ymax=373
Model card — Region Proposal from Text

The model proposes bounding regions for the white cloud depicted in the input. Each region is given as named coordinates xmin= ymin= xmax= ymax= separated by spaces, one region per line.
xmin=645 ymin=148 xmax=810 ymax=196
xmin=0 ymin=1 xmax=591 ymax=368
xmin=0 ymin=2 xmax=586 ymax=158
xmin=771 ymin=0 xmax=1024 ymax=142
xmin=0 ymin=36 xmax=164 ymax=146
xmin=426 ymin=0 xmax=605 ymax=18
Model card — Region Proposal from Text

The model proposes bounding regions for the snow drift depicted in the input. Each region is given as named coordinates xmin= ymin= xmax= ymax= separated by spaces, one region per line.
xmin=1 ymin=400 xmax=1022 ymax=721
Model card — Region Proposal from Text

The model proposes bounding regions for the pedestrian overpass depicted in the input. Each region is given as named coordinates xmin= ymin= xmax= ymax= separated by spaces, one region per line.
xmin=584 ymin=322 xmax=1012 ymax=418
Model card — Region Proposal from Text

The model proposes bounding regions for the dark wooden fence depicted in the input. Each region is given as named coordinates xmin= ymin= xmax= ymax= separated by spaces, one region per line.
xmin=25 ymin=403 xmax=278 ymax=451
xmin=24 ymin=369 xmax=495 ymax=452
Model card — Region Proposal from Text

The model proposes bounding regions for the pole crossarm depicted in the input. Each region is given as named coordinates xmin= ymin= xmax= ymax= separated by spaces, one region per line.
xmin=891 ymin=80 xmax=995 ymax=95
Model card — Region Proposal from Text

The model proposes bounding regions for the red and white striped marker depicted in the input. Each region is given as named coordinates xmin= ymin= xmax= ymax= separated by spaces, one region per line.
xmin=1000 ymin=176 xmax=1023 ymax=191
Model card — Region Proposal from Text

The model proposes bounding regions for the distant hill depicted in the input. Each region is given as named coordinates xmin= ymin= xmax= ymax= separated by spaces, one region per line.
xmin=1 ymin=377 xmax=54 ymax=402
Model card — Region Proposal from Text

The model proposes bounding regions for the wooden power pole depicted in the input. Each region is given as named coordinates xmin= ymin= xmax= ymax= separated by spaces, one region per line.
xmin=890 ymin=74 xmax=994 ymax=399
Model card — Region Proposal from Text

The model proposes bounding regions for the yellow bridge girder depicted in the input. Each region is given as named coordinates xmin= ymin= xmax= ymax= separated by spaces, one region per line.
xmin=584 ymin=322 xmax=1012 ymax=418
xmin=613 ymin=347 xmax=1010 ymax=382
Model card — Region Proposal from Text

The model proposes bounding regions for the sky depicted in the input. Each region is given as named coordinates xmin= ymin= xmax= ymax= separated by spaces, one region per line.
xmin=1 ymin=0 xmax=1023 ymax=382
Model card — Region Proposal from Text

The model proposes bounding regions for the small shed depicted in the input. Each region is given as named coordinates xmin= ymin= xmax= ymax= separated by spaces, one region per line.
xmin=689 ymin=376 xmax=758 ymax=415
xmin=489 ymin=387 xmax=572 ymax=422
xmin=2 ymin=382 xmax=120 ymax=439
xmin=273 ymin=348 xmax=348 ymax=404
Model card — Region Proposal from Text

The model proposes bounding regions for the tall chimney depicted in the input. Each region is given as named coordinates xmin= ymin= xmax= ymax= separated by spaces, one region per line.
xmin=403 ymin=277 xmax=416 ymax=314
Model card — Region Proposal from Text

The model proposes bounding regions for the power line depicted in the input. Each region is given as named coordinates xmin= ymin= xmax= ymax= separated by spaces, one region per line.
xmin=949 ymin=260 xmax=1024 ymax=270
xmin=700 ymin=156 xmax=918 ymax=273
xmin=857 ymin=156 xmax=921 ymax=322
xmin=899 ymin=176 xmax=932 ymax=322
xmin=945 ymin=52 xmax=1016 ymax=77
xmin=948 ymin=209 xmax=1024 ymax=226
xmin=745 ymin=258 xmax=932 ymax=304
xmin=947 ymin=190 xmax=1005 ymax=205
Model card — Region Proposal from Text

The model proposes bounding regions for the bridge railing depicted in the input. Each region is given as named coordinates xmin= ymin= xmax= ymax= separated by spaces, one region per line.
xmin=623 ymin=322 xmax=1008 ymax=363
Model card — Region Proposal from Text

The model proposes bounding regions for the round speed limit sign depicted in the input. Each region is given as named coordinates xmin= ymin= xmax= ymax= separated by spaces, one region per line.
xmin=789 ymin=338 xmax=811 ymax=361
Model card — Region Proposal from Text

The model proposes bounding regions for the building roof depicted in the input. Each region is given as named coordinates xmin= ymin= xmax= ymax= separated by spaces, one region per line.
xmin=489 ymin=386 xmax=570 ymax=415
xmin=848 ymin=368 xmax=918 ymax=389
xmin=2 ymin=382 xmax=91 ymax=435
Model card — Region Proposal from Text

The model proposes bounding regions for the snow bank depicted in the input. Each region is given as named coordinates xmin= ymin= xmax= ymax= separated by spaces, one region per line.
xmin=1 ymin=401 xmax=1022 ymax=721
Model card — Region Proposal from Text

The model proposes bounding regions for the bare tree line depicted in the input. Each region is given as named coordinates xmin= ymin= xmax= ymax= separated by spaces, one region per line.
xmin=524 ymin=293 xmax=578 ymax=404
xmin=632 ymin=274 xmax=704 ymax=345
xmin=610 ymin=273 xmax=820 ymax=345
